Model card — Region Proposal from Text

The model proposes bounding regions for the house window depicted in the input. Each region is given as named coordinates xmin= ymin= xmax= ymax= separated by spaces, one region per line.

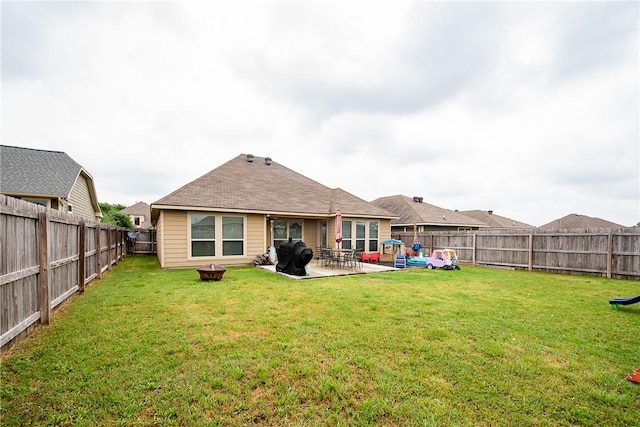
xmin=355 ymin=221 xmax=366 ymax=251
xmin=191 ymin=214 xmax=215 ymax=257
xmin=67 ymin=204 xmax=73 ymax=212
xmin=134 ymin=217 xmax=140 ymax=226
xmin=222 ymin=216 xmax=244 ymax=256
xmin=273 ymin=220 xmax=302 ymax=248
xmin=341 ymin=220 xmax=352 ymax=249
xmin=369 ymin=221 xmax=379 ymax=252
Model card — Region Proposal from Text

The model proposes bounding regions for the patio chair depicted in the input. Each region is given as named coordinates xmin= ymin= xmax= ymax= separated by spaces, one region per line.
xmin=368 ymin=252 xmax=380 ymax=263
xmin=360 ymin=252 xmax=370 ymax=263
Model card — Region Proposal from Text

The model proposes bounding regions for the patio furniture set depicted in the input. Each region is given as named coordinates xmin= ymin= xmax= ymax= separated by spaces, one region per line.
xmin=316 ymin=248 xmax=380 ymax=270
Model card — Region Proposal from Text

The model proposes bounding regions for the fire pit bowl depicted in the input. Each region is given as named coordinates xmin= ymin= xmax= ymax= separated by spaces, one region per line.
xmin=197 ymin=264 xmax=226 ymax=281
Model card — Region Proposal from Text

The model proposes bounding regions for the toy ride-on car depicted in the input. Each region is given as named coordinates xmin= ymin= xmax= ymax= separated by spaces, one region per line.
xmin=443 ymin=249 xmax=461 ymax=270
xmin=407 ymin=250 xmax=454 ymax=270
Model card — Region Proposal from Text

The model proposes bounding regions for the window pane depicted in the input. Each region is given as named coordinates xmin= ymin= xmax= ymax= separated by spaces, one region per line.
xmin=289 ymin=221 xmax=302 ymax=239
xmin=191 ymin=215 xmax=215 ymax=239
xmin=369 ymin=240 xmax=378 ymax=252
xmin=274 ymin=220 xmax=287 ymax=239
xmin=369 ymin=221 xmax=378 ymax=238
xmin=342 ymin=240 xmax=352 ymax=250
xmin=222 ymin=217 xmax=243 ymax=239
xmin=342 ymin=220 xmax=352 ymax=238
xmin=356 ymin=240 xmax=365 ymax=251
xmin=356 ymin=221 xmax=365 ymax=238
xmin=223 ymin=241 xmax=243 ymax=256
xmin=192 ymin=241 xmax=215 ymax=257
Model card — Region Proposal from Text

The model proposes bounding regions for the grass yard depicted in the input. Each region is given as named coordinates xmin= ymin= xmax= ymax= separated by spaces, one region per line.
xmin=1 ymin=256 xmax=639 ymax=426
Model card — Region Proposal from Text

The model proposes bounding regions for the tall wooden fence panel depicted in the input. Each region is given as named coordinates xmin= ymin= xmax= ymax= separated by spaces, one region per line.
xmin=127 ymin=229 xmax=156 ymax=254
xmin=393 ymin=228 xmax=640 ymax=280
xmin=0 ymin=195 xmax=127 ymax=351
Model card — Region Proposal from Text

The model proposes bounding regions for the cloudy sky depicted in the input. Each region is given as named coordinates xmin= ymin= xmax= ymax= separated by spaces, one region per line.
xmin=2 ymin=1 xmax=638 ymax=227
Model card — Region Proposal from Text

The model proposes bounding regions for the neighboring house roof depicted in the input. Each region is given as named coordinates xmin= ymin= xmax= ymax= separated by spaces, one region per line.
xmin=152 ymin=154 xmax=397 ymax=219
xmin=539 ymin=214 xmax=626 ymax=230
xmin=0 ymin=145 xmax=101 ymax=214
xmin=459 ymin=210 xmax=535 ymax=229
xmin=1 ymin=145 xmax=81 ymax=196
xmin=371 ymin=195 xmax=487 ymax=228
xmin=121 ymin=201 xmax=151 ymax=217
xmin=120 ymin=201 xmax=153 ymax=228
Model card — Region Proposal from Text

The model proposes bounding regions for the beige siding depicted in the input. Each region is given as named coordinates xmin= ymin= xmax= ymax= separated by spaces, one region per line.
xmin=157 ymin=210 xmax=267 ymax=268
xmin=69 ymin=175 xmax=97 ymax=220
xmin=303 ymin=219 xmax=319 ymax=250
xmin=379 ymin=219 xmax=391 ymax=241
xmin=246 ymin=214 xmax=267 ymax=259
xmin=156 ymin=211 xmax=165 ymax=267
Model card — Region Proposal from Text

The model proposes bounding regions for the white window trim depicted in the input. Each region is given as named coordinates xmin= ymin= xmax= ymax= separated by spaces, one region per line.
xmin=187 ymin=212 xmax=246 ymax=260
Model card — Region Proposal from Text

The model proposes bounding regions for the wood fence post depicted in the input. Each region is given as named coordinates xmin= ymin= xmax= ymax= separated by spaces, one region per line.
xmin=472 ymin=233 xmax=477 ymax=265
xmin=607 ymin=231 xmax=613 ymax=279
xmin=115 ymin=229 xmax=120 ymax=265
xmin=38 ymin=212 xmax=50 ymax=325
xmin=78 ymin=220 xmax=86 ymax=293
xmin=107 ymin=227 xmax=112 ymax=271
xmin=528 ymin=232 xmax=534 ymax=271
xmin=96 ymin=225 xmax=102 ymax=279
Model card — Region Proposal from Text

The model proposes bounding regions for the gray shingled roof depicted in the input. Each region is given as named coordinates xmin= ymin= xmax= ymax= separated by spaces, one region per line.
xmin=152 ymin=154 xmax=397 ymax=218
xmin=371 ymin=195 xmax=487 ymax=227
xmin=0 ymin=145 xmax=82 ymax=197
xmin=120 ymin=201 xmax=151 ymax=217
xmin=459 ymin=210 xmax=535 ymax=229
xmin=539 ymin=214 xmax=626 ymax=230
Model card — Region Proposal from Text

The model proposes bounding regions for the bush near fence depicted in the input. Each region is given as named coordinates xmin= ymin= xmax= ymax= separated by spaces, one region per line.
xmin=1 ymin=195 xmax=128 ymax=352
xmin=394 ymin=228 xmax=640 ymax=280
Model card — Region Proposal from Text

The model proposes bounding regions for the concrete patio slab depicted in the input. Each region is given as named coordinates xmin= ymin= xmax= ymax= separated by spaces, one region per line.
xmin=257 ymin=262 xmax=399 ymax=279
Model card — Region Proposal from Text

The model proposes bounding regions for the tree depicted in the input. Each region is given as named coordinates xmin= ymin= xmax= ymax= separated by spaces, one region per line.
xmin=100 ymin=202 xmax=134 ymax=228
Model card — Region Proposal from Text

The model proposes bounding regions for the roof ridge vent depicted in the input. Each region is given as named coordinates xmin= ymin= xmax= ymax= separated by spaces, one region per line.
xmin=265 ymin=157 xmax=272 ymax=165
xmin=246 ymin=154 xmax=254 ymax=162
xmin=412 ymin=196 xmax=423 ymax=203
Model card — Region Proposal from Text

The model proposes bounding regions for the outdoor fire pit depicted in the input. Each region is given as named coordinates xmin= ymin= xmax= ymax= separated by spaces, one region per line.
xmin=197 ymin=264 xmax=226 ymax=281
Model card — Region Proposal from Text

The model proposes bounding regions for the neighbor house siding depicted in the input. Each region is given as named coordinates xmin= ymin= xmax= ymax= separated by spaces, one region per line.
xmin=69 ymin=174 xmax=95 ymax=219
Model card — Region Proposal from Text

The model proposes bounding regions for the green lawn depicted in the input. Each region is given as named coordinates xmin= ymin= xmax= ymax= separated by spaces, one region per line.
xmin=1 ymin=256 xmax=639 ymax=426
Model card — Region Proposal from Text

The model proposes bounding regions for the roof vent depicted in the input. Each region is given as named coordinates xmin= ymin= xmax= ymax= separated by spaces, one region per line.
xmin=265 ymin=157 xmax=272 ymax=165
xmin=412 ymin=196 xmax=423 ymax=203
xmin=488 ymin=210 xmax=493 ymax=215
xmin=246 ymin=154 xmax=254 ymax=162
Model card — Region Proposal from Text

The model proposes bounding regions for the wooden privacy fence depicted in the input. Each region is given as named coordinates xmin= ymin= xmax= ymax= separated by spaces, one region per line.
xmin=393 ymin=229 xmax=640 ymax=280
xmin=1 ymin=196 xmax=128 ymax=351
xmin=126 ymin=228 xmax=156 ymax=254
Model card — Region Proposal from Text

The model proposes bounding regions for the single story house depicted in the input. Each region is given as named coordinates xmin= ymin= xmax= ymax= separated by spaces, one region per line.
xmin=370 ymin=195 xmax=487 ymax=232
xmin=151 ymin=154 xmax=397 ymax=268
xmin=0 ymin=145 xmax=102 ymax=220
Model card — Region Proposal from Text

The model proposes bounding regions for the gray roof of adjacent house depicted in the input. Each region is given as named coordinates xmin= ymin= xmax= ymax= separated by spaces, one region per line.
xmin=459 ymin=210 xmax=535 ymax=229
xmin=539 ymin=214 xmax=626 ymax=230
xmin=371 ymin=195 xmax=487 ymax=228
xmin=121 ymin=201 xmax=151 ymax=217
xmin=152 ymin=154 xmax=397 ymax=219
xmin=0 ymin=145 xmax=84 ymax=197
